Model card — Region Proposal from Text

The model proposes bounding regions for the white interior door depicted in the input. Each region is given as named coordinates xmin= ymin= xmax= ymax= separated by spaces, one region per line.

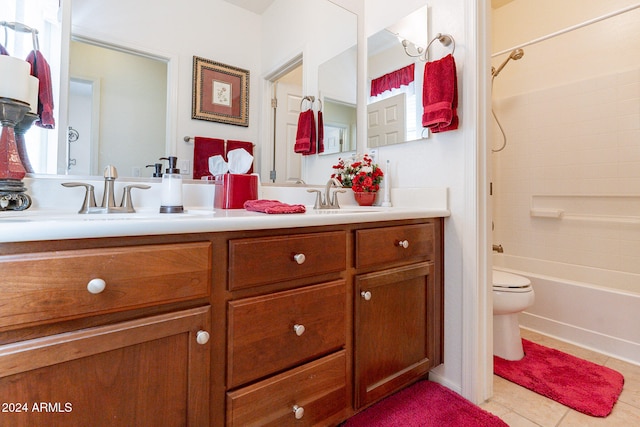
xmin=273 ymin=65 xmax=303 ymax=184
xmin=367 ymin=93 xmax=406 ymax=147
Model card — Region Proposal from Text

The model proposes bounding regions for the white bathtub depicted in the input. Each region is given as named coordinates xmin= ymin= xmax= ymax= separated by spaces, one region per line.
xmin=493 ymin=254 xmax=640 ymax=366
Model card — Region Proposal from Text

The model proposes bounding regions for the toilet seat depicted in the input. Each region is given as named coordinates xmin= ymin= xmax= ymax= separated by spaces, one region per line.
xmin=493 ymin=270 xmax=532 ymax=293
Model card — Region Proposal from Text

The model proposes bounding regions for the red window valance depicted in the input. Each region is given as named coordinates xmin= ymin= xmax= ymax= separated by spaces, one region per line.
xmin=370 ymin=63 xmax=415 ymax=97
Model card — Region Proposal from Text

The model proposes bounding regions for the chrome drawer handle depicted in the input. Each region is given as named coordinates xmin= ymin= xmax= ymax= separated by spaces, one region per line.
xmin=292 ymin=405 xmax=304 ymax=420
xmin=87 ymin=278 xmax=106 ymax=294
xmin=361 ymin=291 xmax=372 ymax=301
xmin=293 ymin=324 xmax=306 ymax=336
xmin=397 ymin=240 xmax=409 ymax=248
xmin=293 ymin=253 xmax=306 ymax=265
xmin=196 ymin=330 xmax=210 ymax=345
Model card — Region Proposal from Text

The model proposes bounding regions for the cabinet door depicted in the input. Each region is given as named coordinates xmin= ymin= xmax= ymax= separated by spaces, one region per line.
xmin=0 ymin=306 xmax=210 ymax=427
xmin=354 ymin=262 xmax=436 ymax=408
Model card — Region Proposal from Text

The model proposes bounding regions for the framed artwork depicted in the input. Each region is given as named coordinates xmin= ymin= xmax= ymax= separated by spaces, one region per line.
xmin=192 ymin=56 xmax=249 ymax=126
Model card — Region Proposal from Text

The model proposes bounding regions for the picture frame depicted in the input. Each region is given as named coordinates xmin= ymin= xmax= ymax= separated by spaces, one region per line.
xmin=192 ymin=56 xmax=249 ymax=126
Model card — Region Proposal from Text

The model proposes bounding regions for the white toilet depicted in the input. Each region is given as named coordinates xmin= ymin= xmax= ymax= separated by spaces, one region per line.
xmin=492 ymin=269 xmax=535 ymax=361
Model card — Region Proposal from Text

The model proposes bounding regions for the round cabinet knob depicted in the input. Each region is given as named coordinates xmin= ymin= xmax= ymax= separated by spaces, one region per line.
xmin=293 ymin=324 xmax=306 ymax=336
xmin=293 ymin=253 xmax=306 ymax=265
xmin=196 ymin=330 xmax=210 ymax=345
xmin=361 ymin=291 xmax=372 ymax=301
xmin=397 ymin=240 xmax=409 ymax=248
xmin=292 ymin=405 xmax=304 ymax=420
xmin=87 ymin=278 xmax=106 ymax=294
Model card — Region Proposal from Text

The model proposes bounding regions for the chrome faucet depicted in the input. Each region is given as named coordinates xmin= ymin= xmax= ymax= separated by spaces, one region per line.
xmin=62 ymin=165 xmax=150 ymax=214
xmin=101 ymin=164 xmax=118 ymax=208
xmin=307 ymin=178 xmax=346 ymax=209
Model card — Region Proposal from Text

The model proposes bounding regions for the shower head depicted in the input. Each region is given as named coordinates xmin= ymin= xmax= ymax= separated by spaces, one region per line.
xmin=491 ymin=48 xmax=524 ymax=77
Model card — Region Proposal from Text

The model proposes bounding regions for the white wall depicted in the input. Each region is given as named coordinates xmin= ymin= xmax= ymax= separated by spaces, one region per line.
xmin=491 ymin=0 xmax=640 ymax=292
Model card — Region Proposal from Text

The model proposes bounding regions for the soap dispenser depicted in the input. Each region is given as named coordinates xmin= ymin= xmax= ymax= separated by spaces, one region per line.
xmin=159 ymin=156 xmax=184 ymax=213
xmin=146 ymin=163 xmax=163 ymax=178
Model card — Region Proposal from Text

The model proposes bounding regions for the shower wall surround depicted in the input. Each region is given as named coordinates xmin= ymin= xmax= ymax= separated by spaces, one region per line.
xmin=492 ymin=67 xmax=640 ymax=293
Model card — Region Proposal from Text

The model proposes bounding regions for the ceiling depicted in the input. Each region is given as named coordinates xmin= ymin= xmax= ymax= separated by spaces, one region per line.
xmin=221 ymin=0 xmax=275 ymax=15
xmin=492 ymin=0 xmax=514 ymax=8
xmin=224 ymin=0 xmax=513 ymax=15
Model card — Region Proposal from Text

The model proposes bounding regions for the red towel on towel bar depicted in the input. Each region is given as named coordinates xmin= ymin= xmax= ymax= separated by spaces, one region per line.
xmin=26 ymin=50 xmax=55 ymax=129
xmin=193 ymin=136 xmax=225 ymax=180
xmin=317 ymin=110 xmax=324 ymax=154
xmin=243 ymin=199 xmax=306 ymax=214
xmin=422 ymin=54 xmax=458 ymax=133
xmin=294 ymin=109 xmax=316 ymax=155
xmin=226 ymin=140 xmax=254 ymax=173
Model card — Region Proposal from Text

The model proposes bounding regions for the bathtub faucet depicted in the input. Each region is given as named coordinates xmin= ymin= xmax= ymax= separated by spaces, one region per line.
xmin=492 ymin=244 xmax=504 ymax=253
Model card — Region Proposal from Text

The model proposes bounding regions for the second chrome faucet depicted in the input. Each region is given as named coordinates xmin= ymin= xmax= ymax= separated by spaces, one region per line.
xmin=307 ymin=178 xmax=346 ymax=209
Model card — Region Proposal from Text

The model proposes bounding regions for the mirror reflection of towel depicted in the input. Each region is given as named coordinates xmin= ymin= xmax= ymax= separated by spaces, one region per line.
xmin=193 ymin=137 xmax=224 ymax=180
xmin=422 ymin=54 xmax=458 ymax=133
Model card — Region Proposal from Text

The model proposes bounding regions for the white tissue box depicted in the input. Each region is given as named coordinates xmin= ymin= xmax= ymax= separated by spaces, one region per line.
xmin=214 ymin=173 xmax=258 ymax=209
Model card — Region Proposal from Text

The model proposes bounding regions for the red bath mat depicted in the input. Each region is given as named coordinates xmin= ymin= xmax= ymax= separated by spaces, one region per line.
xmin=494 ymin=339 xmax=624 ymax=417
xmin=343 ymin=380 xmax=508 ymax=427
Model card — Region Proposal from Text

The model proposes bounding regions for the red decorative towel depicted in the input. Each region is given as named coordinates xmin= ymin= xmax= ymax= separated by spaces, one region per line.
xmin=317 ymin=110 xmax=324 ymax=154
xmin=25 ymin=50 xmax=55 ymax=129
xmin=244 ymin=199 xmax=306 ymax=214
xmin=226 ymin=140 xmax=254 ymax=173
xmin=193 ymin=137 xmax=224 ymax=179
xmin=294 ymin=109 xmax=316 ymax=155
xmin=422 ymin=54 xmax=458 ymax=133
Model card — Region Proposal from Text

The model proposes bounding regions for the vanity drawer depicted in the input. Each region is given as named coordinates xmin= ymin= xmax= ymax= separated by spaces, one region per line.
xmin=227 ymin=280 xmax=346 ymax=389
xmin=0 ymin=242 xmax=211 ymax=329
xmin=228 ymin=231 xmax=346 ymax=291
xmin=355 ymin=223 xmax=434 ymax=269
xmin=226 ymin=350 xmax=347 ymax=427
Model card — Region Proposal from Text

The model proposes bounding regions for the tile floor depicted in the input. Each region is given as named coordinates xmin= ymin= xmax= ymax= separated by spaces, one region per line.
xmin=480 ymin=329 xmax=640 ymax=426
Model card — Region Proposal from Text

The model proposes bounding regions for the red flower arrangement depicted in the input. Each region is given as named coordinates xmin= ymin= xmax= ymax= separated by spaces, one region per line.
xmin=331 ymin=153 xmax=384 ymax=193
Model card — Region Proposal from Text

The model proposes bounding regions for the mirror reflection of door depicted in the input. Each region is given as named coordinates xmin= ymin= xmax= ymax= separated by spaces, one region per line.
xmin=68 ymin=77 xmax=100 ymax=175
xmin=271 ymin=64 xmax=302 ymax=184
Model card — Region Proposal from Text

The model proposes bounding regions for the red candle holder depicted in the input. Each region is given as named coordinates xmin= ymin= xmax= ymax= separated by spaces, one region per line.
xmin=0 ymin=97 xmax=32 ymax=211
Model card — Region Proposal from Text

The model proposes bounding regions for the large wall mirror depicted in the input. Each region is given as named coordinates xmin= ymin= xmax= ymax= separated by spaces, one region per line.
xmin=6 ymin=0 xmax=355 ymax=183
xmin=68 ymin=37 xmax=168 ymax=177
xmin=318 ymin=43 xmax=357 ymax=155
xmin=367 ymin=5 xmax=429 ymax=148
xmin=261 ymin=0 xmax=357 ymax=185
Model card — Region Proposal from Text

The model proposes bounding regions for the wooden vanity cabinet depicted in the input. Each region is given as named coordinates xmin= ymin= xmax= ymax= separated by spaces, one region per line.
xmin=353 ymin=220 xmax=444 ymax=409
xmin=1 ymin=217 xmax=444 ymax=426
xmin=223 ymin=230 xmax=349 ymax=427
xmin=0 ymin=239 xmax=212 ymax=427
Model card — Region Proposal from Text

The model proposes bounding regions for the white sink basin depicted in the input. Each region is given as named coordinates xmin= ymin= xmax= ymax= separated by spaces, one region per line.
xmin=0 ymin=208 xmax=215 ymax=222
xmin=307 ymin=208 xmax=380 ymax=214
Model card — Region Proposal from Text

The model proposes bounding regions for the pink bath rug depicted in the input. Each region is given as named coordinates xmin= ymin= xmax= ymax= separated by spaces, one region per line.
xmin=343 ymin=380 xmax=508 ymax=427
xmin=494 ymin=339 xmax=624 ymax=417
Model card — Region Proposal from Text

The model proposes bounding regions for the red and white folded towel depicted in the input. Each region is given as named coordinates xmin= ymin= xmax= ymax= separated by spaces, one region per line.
xmin=422 ymin=54 xmax=458 ymax=133
xmin=244 ymin=199 xmax=306 ymax=214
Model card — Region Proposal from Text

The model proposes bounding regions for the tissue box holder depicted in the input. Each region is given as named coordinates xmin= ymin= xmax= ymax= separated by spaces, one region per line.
xmin=214 ymin=173 xmax=258 ymax=209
